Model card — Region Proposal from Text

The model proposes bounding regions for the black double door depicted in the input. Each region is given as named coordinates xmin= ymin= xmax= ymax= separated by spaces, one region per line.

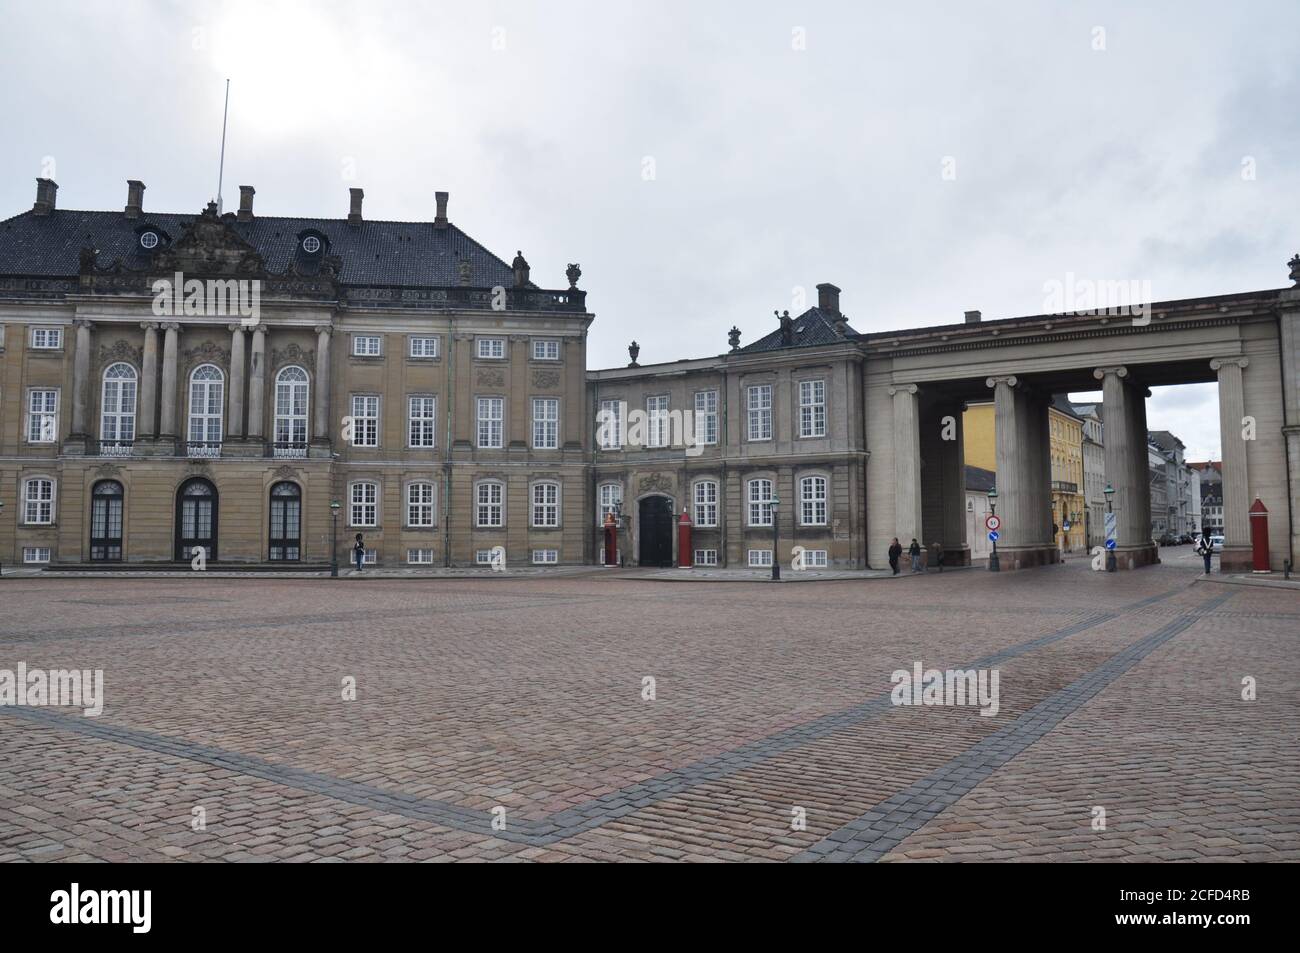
xmin=176 ymin=478 xmax=218 ymax=562
xmin=638 ymin=496 xmax=674 ymax=567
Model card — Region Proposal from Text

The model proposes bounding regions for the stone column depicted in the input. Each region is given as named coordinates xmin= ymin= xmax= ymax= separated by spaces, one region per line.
xmin=1212 ymin=356 xmax=1251 ymax=570
xmin=1132 ymin=385 xmax=1155 ymax=557
xmin=986 ymin=375 xmax=1055 ymax=568
xmin=889 ymin=384 xmax=923 ymax=545
xmin=247 ymin=325 xmax=266 ymax=440
xmin=313 ymin=324 xmax=332 ymax=442
xmin=1093 ymin=365 xmax=1156 ymax=568
xmin=227 ymin=324 xmax=246 ymax=438
xmin=159 ymin=322 xmax=180 ymax=439
xmin=70 ymin=319 xmax=93 ymax=437
xmin=138 ymin=322 xmax=159 ymax=439
xmin=1032 ymin=394 xmax=1054 ymax=555
xmin=938 ymin=401 xmax=969 ymax=565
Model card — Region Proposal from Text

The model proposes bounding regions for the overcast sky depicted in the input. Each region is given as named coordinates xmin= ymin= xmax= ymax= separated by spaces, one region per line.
xmin=4 ymin=0 xmax=1296 ymax=461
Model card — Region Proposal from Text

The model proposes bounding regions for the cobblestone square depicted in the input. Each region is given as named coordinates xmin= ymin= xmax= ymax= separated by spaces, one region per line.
xmin=1 ymin=560 xmax=1296 ymax=862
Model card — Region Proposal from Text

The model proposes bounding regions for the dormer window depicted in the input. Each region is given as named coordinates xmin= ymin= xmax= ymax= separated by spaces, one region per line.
xmin=139 ymin=230 xmax=159 ymax=250
xmin=302 ymin=235 xmax=321 ymax=254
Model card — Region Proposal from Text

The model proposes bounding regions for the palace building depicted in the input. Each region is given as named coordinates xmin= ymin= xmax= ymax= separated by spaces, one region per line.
xmin=2 ymin=178 xmax=1298 ymax=572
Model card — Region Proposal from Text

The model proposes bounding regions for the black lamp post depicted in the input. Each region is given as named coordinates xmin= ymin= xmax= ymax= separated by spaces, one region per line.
xmin=329 ymin=500 xmax=340 ymax=577
xmin=0 ymin=499 xmax=5 ymax=578
xmin=987 ymin=487 xmax=999 ymax=572
xmin=613 ymin=500 xmax=623 ymax=568
xmin=770 ymin=497 xmax=781 ymax=581
xmin=1104 ymin=484 xmax=1116 ymax=572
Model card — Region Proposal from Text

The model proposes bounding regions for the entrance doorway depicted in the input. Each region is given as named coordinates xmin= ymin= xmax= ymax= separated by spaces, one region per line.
xmin=638 ymin=495 xmax=673 ymax=567
xmin=176 ymin=477 xmax=218 ymax=562
xmin=268 ymin=481 xmax=302 ymax=561
xmin=90 ymin=479 xmax=124 ymax=561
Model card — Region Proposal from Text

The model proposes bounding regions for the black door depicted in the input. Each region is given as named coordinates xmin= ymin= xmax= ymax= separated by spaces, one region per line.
xmin=176 ymin=478 xmax=218 ymax=562
xmin=638 ymin=495 xmax=674 ymax=567
xmin=90 ymin=480 xmax=124 ymax=561
xmin=268 ymin=481 xmax=301 ymax=561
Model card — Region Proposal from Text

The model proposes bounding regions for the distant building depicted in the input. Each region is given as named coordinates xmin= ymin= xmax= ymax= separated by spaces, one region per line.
xmin=1189 ymin=462 xmax=1224 ymax=534
xmin=1071 ymin=402 xmax=1107 ymax=547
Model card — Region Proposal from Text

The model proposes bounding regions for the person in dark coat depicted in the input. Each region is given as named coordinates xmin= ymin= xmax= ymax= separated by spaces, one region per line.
xmin=933 ymin=542 xmax=945 ymax=572
xmin=908 ymin=538 xmax=923 ymax=572
xmin=888 ymin=538 xmax=903 ymax=575
xmin=1196 ymin=534 xmax=1212 ymax=574
xmin=353 ymin=533 xmax=366 ymax=572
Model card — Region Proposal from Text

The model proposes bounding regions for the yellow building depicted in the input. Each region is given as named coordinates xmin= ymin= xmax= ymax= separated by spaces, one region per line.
xmin=963 ymin=397 xmax=1086 ymax=552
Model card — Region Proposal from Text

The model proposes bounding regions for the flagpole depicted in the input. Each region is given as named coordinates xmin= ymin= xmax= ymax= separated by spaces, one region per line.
xmin=216 ymin=78 xmax=230 ymax=213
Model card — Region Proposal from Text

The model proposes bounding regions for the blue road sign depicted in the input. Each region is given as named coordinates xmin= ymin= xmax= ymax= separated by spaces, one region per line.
xmin=988 ymin=530 xmax=999 ymax=542
xmin=1105 ymin=538 xmax=1117 ymax=550
xmin=1062 ymin=521 xmax=1071 ymax=531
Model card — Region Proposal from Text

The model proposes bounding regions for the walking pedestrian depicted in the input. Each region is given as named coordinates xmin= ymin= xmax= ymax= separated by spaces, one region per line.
xmin=908 ymin=538 xmax=922 ymax=573
xmin=1196 ymin=534 xmax=1212 ymax=574
xmin=888 ymin=537 xmax=903 ymax=575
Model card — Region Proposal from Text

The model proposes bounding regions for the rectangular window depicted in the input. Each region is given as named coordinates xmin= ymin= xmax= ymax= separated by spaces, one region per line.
xmin=694 ymin=390 xmax=718 ymax=445
xmin=408 ymin=336 xmax=439 ymax=359
xmin=352 ymin=335 xmax=381 ymax=357
xmin=532 ymin=549 xmax=559 ymax=564
xmin=476 ymin=482 xmax=504 ymax=527
xmin=800 ymin=476 xmax=828 ymax=525
xmin=693 ymin=481 xmax=718 ymax=527
xmin=24 ymin=479 xmax=55 ymax=524
xmin=747 ymin=479 xmax=774 ymax=526
xmin=350 ymin=482 xmax=378 ymax=527
xmin=531 ymin=482 xmax=560 ymax=527
xmin=27 ymin=389 xmax=58 ymax=443
xmin=799 ymin=380 xmax=826 ymax=438
xmin=804 ymin=550 xmax=828 ymax=567
xmin=406 ymin=483 xmax=436 ymax=526
xmin=475 ymin=549 xmax=496 ymax=565
xmin=747 ymin=384 xmax=772 ymax=441
xmin=748 ymin=549 xmax=773 ymax=567
xmin=477 ymin=397 xmax=504 ymax=448
xmin=23 ymin=547 xmax=52 ymax=564
xmin=407 ymin=548 xmax=434 ymax=564
xmin=30 ymin=328 xmax=62 ymax=350
xmin=598 ymin=399 xmax=624 ymax=450
xmin=408 ymin=396 xmax=436 ymax=448
xmin=598 ymin=483 xmax=623 ymax=526
xmin=532 ymin=338 xmax=560 ymax=361
xmin=646 ymin=395 xmax=669 ymax=448
xmin=532 ymin=398 xmax=559 ymax=449
xmin=694 ymin=549 xmax=718 ymax=566
xmin=477 ymin=338 xmax=506 ymax=360
xmin=350 ymin=395 xmax=379 ymax=447
xmin=363 ymin=549 xmax=377 ymax=565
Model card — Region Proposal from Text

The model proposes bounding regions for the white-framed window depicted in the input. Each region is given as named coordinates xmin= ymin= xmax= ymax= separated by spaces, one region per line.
xmin=803 ymin=549 xmax=829 ymax=567
xmin=188 ymin=364 xmax=224 ymax=446
xmin=23 ymin=547 xmax=51 ymax=564
xmin=694 ymin=390 xmax=718 ymax=445
xmin=597 ymin=482 xmax=623 ymax=526
xmin=747 ymin=384 xmax=772 ymax=441
xmin=408 ymin=395 xmax=436 ymax=448
xmin=477 ymin=337 xmax=506 ymax=360
xmin=477 ymin=397 xmax=504 ymax=448
xmin=476 ymin=481 xmax=504 ymax=527
xmin=408 ymin=336 xmax=439 ymax=359
xmin=302 ymin=235 xmax=322 ymax=254
xmin=532 ymin=549 xmax=559 ymax=564
xmin=350 ymin=395 xmax=379 ymax=447
xmin=407 ymin=548 xmax=434 ymax=564
xmin=475 ymin=549 xmax=497 ymax=565
xmin=598 ymin=399 xmax=624 ymax=450
xmin=352 ymin=335 xmax=381 ymax=357
xmin=27 ymin=389 xmax=58 ymax=443
xmin=532 ymin=398 xmax=559 ymax=449
xmin=362 ymin=549 xmax=377 ymax=565
xmin=747 ymin=478 xmax=774 ymax=526
xmin=349 ymin=481 xmax=378 ymax=527
xmin=100 ymin=363 xmax=137 ymax=444
xmin=532 ymin=338 xmax=561 ymax=361
xmin=748 ymin=549 xmax=773 ymax=567
xmin=693 ymin=480 xmax=718 ymax=527
xmin=694 ymin=549 xmax=718 ymax=566
xmin=274 ymin=366 xmax=309 ymax=446
xmin=531 ymin=481 xmax=560 ymax=527
xmin=406 ymin=482 xmax=436 ymax=527
xmin=646 ymin=395 xmax=669 ymax=448
xmin=30 ymin=327 xmax=62 ymax=350
xmin=799 ymin=379 xmax=826 ymax=438
xmin=23 ymin=478 xmax=55 ymax=524
xmin=800 ymin=475 xmax=828 ymax=525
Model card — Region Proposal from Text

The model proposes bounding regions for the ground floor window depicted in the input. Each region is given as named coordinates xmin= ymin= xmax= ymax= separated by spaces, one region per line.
xmin=532 ymin=549 xmax=558 ymax=564
xmin=407 ymin=548 xmax=434 ymax=564
xmin=802 ymin=549 xmax=828 ymax=567
xmin=23 ymin=547 xmax=51 ymax=564
xmin=748 ymin=549 xmax=773 ymax=567
xmin=694 ymin=549 xmax=718 ymax=565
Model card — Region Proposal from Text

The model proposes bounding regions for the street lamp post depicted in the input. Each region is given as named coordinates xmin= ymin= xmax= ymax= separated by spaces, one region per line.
xmin=987 ymin=487 xmax=999 ymax=572
xmin=329 ymin=500 xmax=340 ymax=577
xmin=770 ymin=498 xmax=781 ymax=581
xmin=1104 ymin=484 xmax=1116 ymax=572
xmin=614 ymin=501 xmax=623 ymax=568
xmin=0 ymin=499 xmax=5 ymax=579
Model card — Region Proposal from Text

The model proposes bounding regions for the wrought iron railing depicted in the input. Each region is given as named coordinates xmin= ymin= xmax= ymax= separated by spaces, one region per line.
xmin=94 ymin=439 xmax=134 ymax=457
xmin=269 ymin=442 xmax=309 ymax=458
xmin=186 ymin=441 xmax=223 ymax=458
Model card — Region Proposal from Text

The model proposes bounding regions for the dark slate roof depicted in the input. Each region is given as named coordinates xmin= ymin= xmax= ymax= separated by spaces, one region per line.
xmin=0 ymin=208 xmax=519 ymax=288
xmin=1148 ymin=430 xmax=1185 ymax=452
xmin=738 ymin=307 xmax=858 ymax=353
xmin=1050 ymin=394 xmax=1082 ymax=420
xmin=965 ymin=465 xmax=997 ymax=493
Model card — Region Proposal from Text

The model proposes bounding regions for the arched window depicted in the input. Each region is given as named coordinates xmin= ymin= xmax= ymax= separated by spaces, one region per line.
xmin=800 ymin=475 xmax=828 ymax=526
xmin=274 ymin=366 xmax=309 ymax=451
xmin=100 ymin=362 xmax=137 ymax=450
xmin=531 ymin=481 xmax=560 ymax=527
xmin=188 ymin=364 xmax=224 ymax=452
xmin=90 ymin=480 xmax=124 ymax=560
xmin=407 ymin=482 xmax=436 ymax=527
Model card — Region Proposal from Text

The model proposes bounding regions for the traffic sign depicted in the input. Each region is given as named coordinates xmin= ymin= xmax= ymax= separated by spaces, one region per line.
xmin=1062 ymin=520 xmax=1071 ymax=531
xmin=1105 ymin=538 xmax=1117 ymax=550
xmin=988 ymin=530 xmax=999 ymax=542
xmin=985 ymin=514 xmax=1001 ymax=532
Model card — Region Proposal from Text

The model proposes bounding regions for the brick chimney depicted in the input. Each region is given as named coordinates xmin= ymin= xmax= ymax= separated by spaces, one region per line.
xmin=348 ymin=187 xmax=364 ymax=225
xmin=125 ymin=180 xmax=145 ymax=219
xmin=434 ymin=191 xmax=449 ymax=228
xmin=816 ymin=282 xmax=841 ymax=314
xmin=964 ymin=310 xmax=982 ymax=324
xmin=33 ymin=178 xmax=58 ymax=216
xmin=237 ymin=185 xmax=255 ymax=222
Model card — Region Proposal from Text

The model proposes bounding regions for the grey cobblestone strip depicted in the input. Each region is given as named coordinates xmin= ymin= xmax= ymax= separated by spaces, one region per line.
xmin=1 ymin=587 xmax=1188 ymax=847
xmin=792 ymin=590 xmax=1236 ymax=863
